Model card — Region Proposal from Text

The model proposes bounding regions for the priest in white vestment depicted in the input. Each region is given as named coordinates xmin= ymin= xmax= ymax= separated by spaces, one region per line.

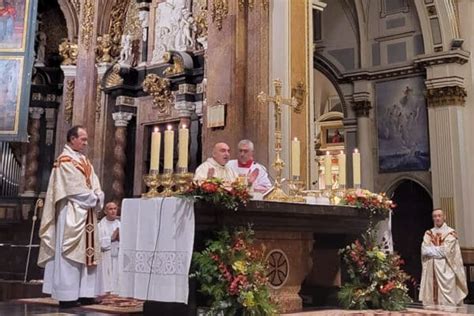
xmin=227 ymin=139 xmax=272 ymax=193
xmin=419 ymin=208 xmax=468 ymax=308
xmin=38 ymin=126 xmax=104 ymax=308
xmin=194 ymin=142 xmax=238 ymax=182
xmin=97 ymin=202 xmax=121 ymax=294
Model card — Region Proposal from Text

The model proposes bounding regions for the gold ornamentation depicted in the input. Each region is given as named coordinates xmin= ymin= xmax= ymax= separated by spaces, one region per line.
xmin=163 ymin=55 xmax=185 ymax=76
xmin=64 ymin=79 xmax=75 ymax=124
xmin=105 ymin=63 xmax=124 ymax=88
xmin=123 ymin=0 xmax=141 ymax=40
xmin=239 ymin=0 xmax=254 ymax=10
xmin=142 ymin=74 xmax=172 ymax=113
xmin=194 ymin=0 xmax=208 ymax=39
xmin=211 ymin=0 xmax=228 ymax=31
xmin=95 ymin=83 xmax=102 ymax=122
xmin=352 ymin=100 xmax=372 ymax=117
xmin=109 ymin=0 xmax=131 ymax=57
xmin=427 ymin=86 xmax=467 ymax=107
xmin=96 ymin=34 xmax=113 ymax=63
xmin=70 ymin=0 xmax=80 ymax=15
xmin=291 ymin=81 xmax=306 ymax=114
xmin=58 ymin=38 xmax=78 ymax=65
xmin=81 ymin=0 xmax=94 ymax=51
xmin=262 ymin=0 xmax=269 ymax=10
xmin=257 ymin=79 xmax=299 ymax=202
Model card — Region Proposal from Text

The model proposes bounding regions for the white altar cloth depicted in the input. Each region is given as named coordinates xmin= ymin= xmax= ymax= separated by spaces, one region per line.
xmin=118 ymin=197 xmax=195 ymax=304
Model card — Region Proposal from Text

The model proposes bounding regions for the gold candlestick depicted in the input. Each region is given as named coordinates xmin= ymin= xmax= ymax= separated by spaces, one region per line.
xmin=258 ymin=79 xmax=303 ymax=202
xmin=287 ymin=178 xmax=305 ymax=203
xmin=142 ymin=172 xmax=161 ymax=198
xmin=174 ymin=172 xmax=194 ymax=194
xmin=161 ymin=170 xmax=175 ymax=197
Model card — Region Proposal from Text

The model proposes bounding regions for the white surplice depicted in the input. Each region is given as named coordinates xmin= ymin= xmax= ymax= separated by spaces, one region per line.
xmin=96 ymin=218 xmax=121 ymax=294
xmin=193 ymin=158 xmax=238 ymax=182
xmin=40 ymin=145 xmax=104 ymax=301
xmin=227 ymin=159 xmax=272 ymax=192
xmin=419 ymin=223 xmax=468 ymax=307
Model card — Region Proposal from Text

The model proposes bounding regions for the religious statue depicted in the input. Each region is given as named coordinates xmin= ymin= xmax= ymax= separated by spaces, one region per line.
xmin=58 ymin=38 xmax=78 ymax=65
xmin=35 ymin=31 xmax=47 ymax=66
xmin=97 ymin=34 xmax=113 ymax=63
xmin=175 ymin=8 xmax=196 ymax=51
xmin=118 ymin=34 xmax=132 ymax=65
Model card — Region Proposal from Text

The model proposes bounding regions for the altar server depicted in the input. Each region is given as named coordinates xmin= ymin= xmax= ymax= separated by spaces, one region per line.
xmin=194 ymin=142 xmax=238 ymax=182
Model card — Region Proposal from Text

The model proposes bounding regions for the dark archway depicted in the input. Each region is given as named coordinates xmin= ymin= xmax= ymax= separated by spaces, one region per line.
xmin=391 ymin=180 xmax=433 ymax=293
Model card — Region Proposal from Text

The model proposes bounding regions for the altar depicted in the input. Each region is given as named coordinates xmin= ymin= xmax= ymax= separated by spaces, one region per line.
xmin=119 ymin=197 xmax=376 ymax=314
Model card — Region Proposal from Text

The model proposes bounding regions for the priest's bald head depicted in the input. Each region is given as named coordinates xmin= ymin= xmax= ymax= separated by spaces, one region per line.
xmin=212 ymin=142 xmax=231 ymax=166
xmin=67 ymin=125 xmax=88 ymax=153
xmin=432 ymin=208 xmax=445 ymax=228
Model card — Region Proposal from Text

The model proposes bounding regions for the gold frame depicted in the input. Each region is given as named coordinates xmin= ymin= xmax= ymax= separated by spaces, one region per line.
xmin=0 ymin=0 xmax=31 ymax=52
xmin=319 ymin=120 xmax=344 ymax=150
xmin=0 ymin=56 xmax=24 ymax=134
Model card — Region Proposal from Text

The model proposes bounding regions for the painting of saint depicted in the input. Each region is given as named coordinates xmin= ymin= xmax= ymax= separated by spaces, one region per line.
xmin=376 ymin=77 xmax=430 ymax=172
xmin=0 ymin=0 xmax=29 ymax=51
xmin=0 ymin=58 xmax=22 ymax=133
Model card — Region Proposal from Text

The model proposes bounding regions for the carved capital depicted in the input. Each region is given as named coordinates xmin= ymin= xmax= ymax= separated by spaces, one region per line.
xmin=352 ymin=100 xmax=372 ymax=117
xmin=29 ymin=107 xmax=44 ymax=120
xmin=112 ymin=112 xmax=134 ymax=127
xmin=142 ymin=74 xmax=173 ymax=113
xmin=427 ymin=86 xmax=467 ymax=107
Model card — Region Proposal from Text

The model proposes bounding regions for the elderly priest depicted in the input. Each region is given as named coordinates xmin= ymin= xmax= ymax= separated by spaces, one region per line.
xmin=38 ymin=126 xmax=104 ymax=308
xmin=194 ymin=142 xmax=238 ymax=182
xmin=419 ymin=208 xmax=468 ymax=308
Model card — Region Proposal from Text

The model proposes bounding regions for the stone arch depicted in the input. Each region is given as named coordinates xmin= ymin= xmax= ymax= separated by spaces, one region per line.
xmin=383 ymin=175 xmax=432 ymax=199
xmin=57 ymin=0 xmax=79 ymax=40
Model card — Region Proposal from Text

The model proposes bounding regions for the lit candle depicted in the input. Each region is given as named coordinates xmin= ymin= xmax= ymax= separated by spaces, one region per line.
xmin=178 ymin=124 xmax=189 ymax=170
xmin=291 ymin=137 xmax=300 ymax=178
xmin=150 ymin=127 xmax=161 ymax=171
xmin=164 ymin=125 xmax=174 ymax=171
xmin=337 ymin=150 xmax=346 ymax=187
xmin=324 ymin=151 xmax=332 ymax=188
xmin=353 ymin=148 xmax=361 ymax=187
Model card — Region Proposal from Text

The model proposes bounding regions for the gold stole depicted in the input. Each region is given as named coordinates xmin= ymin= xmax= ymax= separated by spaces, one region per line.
xmin=55 ymin=155 xmax=97 ymax=267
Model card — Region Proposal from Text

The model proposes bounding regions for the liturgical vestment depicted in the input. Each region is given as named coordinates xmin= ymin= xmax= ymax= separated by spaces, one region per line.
xmin=38 ymin=145 xmax=104 ymax=301
xmin=194 ymin=158 xmax=238 ymax=182
xmin=419 ymin=223 xmax=468 ymax=306
xmin=96 ymin=218 xmax=120 ymax=294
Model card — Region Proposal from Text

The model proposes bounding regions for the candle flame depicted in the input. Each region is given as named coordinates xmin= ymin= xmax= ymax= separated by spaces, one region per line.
xmin=340 ymin=150 xmax=344 ymax=155
xmin=354 ymin=148 xmax=359 ymax=154
xmin=182 ymin=124 xmax=187 ymax=129
xmin=154 ymin=127 xmax=159 ymax=133
xmin=326 ymin=151 xmax=330 ymax=155
xmin=167 ymin=125 xmax=172 ymax=131
xmin=293 ymin=137 xmax=298 ymax=141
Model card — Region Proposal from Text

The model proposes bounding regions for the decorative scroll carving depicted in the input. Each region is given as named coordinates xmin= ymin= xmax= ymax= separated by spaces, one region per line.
xmin=193 ymin=0 xmax=208 ymax=42
xmin=104 ymin=63 xmax=124 ymax=88
xmin=427 ymin=86 xmax=467 ymax=107
xmin=163 ymin=55 xmax=185 ymax=76
xmin=70 ymin=0 xmax=80 ymax=15
xmin=96 ymin=83 xmax=102 ymax=122
xmin=58 ymin=38 xmax=78 ymax=65
xmin=109 ymin=0 xmax=131 ymax=58
xmin=25 ymin=108 xmax=44 ymax=194
xmin=291 ymin=81 xmax=306 ymax=114
xmin=112 ymin=112 xmax=133 ymax=204
xmin=142 ymin=74 xmax=172 ymax=113
xmin=81 ymin=0 xmax=95 ymax=51
xmin=211 ymin=0 xmax=228 ymax=30
xmin=64 ymin=79 xmax=75 ymax=124
xmin=96 ymin=33 xmax=113 ymax=63
xmin=352 ymin=100 xmax=372 ymax=117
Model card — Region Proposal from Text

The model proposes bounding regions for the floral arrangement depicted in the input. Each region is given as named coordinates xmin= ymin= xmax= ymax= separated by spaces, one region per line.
xmin=183 ymin=178 xmax=251 ymax=211
xmin=192 ymin=227 xmax=277 ymax=316
xmin=339 ymin=189 xmax=396 ymax=217
xmin=338 ymin=232 xmax=412 ymax=311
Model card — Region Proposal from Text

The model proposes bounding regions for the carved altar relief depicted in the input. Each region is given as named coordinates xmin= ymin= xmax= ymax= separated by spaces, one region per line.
xmin=151 ymin=0 xmax=197 ymax=63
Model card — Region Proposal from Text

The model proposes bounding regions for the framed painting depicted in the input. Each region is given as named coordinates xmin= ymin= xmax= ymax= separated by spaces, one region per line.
xmin=0 ymin=0 xmax=30 ymax=51
xmin=376 ymin=77 xmax=430 ymax=172
xmin=0 ymin=57 xmax=23 ymax=135
xmin=319 ymin=120 xmax=344 ymax=150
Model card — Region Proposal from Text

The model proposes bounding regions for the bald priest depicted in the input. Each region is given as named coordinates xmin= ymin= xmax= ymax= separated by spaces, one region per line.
xmin=194 ymin=142 xmax=238 ymax=182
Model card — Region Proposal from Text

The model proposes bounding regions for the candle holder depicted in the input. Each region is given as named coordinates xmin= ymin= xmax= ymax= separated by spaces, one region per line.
xmin=142 ymin=171 xmax=161 ymax=198
xmin=330 ymin=187 xmax=346 ymax=205
xmin=174 ymin=172 xmax=194 ymax=194
xmin=287 ymin=178 xmax=305 ymax=203
xmin=161 ymin=170 xmax=175 ymax=197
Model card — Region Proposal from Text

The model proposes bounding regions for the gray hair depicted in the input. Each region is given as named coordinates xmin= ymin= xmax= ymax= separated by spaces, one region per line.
xmin=238 ymin=139 xmax=254 ymax=151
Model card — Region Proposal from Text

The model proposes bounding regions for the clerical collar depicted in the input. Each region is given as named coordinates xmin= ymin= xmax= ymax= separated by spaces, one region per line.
xmin=238 ymin=160 xmax=254 ymax=168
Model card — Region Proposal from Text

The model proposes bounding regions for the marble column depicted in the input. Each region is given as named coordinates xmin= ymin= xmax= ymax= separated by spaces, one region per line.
xmin=112 ymin=112 xmax=133 ymax=204
xmin=353 ymin=100 xmax=374 ymax=191
xmin=23 ymin=107 xmax=44 ymax=196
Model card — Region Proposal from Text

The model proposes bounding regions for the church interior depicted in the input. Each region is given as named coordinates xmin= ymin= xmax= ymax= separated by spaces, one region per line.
xmin=1 ymin=0 xmax=474 ymax=315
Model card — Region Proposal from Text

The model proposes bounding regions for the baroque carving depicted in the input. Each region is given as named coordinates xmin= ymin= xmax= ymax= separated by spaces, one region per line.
xmin=25 ymin=108 xmax=44 ymax=194
xmin=193 ymin=0 xmax=208 ymax=42
xmin=80 ymin=0 xmax=95 ymax=51
xmin=427 ymin=86 xmax=467 ymax=107
xmin=105 ymin=63 xmax=124 ymax=88
xmin=96 ymin=83 xmax=102 ymax=122
xmin=59 ymin=38 xmax=78 ymax=65
xmin=112 ymin=112 xmax=133 ymax=204
xmin=109 ymin=0 xmax=131 ymax=58
xmin=64 ymin=79 xmax=75 ymax=124
xmin=163 ymin=55 xmax=185 ymax=76
xmin=96 ymin=33 xmax=113 ymax=63
xmin=352 ymin=100 xmax=372 ymax=117
xmin=70 ymin=0 xmax=80 ymax=15
xmin=291 ymin=81 xmax=306 ymax=114
xmin=211 ymin=0 xmax=228 ymax=31
xmin=142 ymin=74 xmax=172 ymax=113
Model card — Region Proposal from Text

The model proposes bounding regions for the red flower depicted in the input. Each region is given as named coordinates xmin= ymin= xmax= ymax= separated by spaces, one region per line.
xmin=379 ymin=281 xmax=396 ymax=294
xmin=201 ymin=182 xmax=219 ymax=193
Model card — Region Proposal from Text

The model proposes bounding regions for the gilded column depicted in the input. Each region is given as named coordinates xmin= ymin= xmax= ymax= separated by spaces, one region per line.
xmin=112 ymin=112 xmax=133 ymax=204
xmin=23 ymin=107 xmax=44 ymax=196
xmin=353 ymin=99 xmax=374 ymax=191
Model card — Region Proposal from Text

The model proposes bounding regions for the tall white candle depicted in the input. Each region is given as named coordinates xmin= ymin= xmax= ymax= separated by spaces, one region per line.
xmin=150 ymin=127 xmax=161 ymax=171
xmin=164 ymin=125 xmax=174 ymax=171
xmin=178 ymin=124 xmax=189 ymax=170
xmin=291 ymin=137 xmax=300 ymax=178
xmin=338 ymin=150 xmax=346 ymax=187
xmin=353 ymin=148 xmax=361 ymax=187
xmin=324 ymin=151 xmax=332 ymax=188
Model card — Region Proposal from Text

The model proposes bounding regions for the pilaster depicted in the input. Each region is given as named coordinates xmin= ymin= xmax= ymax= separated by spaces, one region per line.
xmin=23 ymin=107 xmax=44 ymax=196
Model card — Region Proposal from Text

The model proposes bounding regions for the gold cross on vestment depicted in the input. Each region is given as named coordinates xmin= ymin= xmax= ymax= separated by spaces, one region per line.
xmin=257 ymin=79 xmax=298 ymax=201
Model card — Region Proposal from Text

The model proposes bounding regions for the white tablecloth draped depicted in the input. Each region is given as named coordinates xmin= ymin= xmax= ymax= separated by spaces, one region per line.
xmin=118 ymin=197 xmax=195 ymax=304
